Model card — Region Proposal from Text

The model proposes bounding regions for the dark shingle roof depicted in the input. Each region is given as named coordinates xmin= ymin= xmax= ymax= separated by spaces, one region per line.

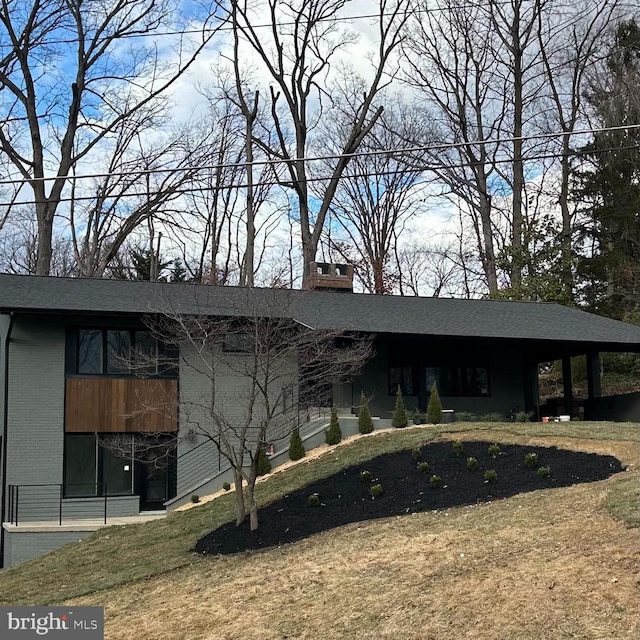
xmin=1 ymin=273 xmax=640 ymax=348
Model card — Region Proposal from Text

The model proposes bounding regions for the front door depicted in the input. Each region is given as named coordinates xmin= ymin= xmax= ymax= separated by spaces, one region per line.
xmin=137 ymin=444 xmax=176 ymax=511
xmin=138 ymin=460 xmax=168 ymax=511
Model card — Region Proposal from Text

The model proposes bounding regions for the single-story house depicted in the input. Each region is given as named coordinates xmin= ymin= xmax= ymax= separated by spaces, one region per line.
xmin=1 ymin=265 xmax=639 ymax=567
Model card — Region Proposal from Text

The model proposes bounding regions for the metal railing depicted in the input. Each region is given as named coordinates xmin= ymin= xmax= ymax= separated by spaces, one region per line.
xmin=7 ymin=483 xmax=110 ymax=526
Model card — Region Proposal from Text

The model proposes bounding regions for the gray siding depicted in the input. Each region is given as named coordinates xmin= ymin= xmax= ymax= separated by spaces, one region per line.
xmin=0 ymin=314 xmax=9 ymax=513
xmin=3 ymin=528 xmax=95 ymax=567
xmin=5 ymin=316 xmax=66 ymax=493
xmin=176 ymin=343 xmax=297 ymax=497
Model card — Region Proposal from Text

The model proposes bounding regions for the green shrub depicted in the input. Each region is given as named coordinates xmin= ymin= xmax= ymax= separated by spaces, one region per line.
xmin=479 ymin=412 xmax=507 ymax=422
xmin=370 ymin=483 xmax=383 ymax=498
xmin=524 ymin=452 xmax=539 ymax=468
xmin=222 ymin=482 xmax=231 ymax=492
xmin=358 ymin=391 xmax=374 ymax=434
xmin=191 ymin=494 xmax=200 ymax=503
xmin=256 ymin=446 xmax=272 ymax=476
xmin=412 ymin=409 xmax=425 ymax=425
xmin=412 ymin=446 xmax=422 ymax=460
xmin=488 ymin=443 xmax=501 ymax=458
xmin=466 ymin=456 xmax=478 ymax=470
xmin=513 ymin=410 xmax=534 ymax=422
xmin=307 ymin=493 xmax=321 ymax=507
xmin=454 ymin=411 xmax=478 ymax=422
xmin=288 ymin=428 xmax=306 ymax=461
xmin=537 ymin=466 xmax=551 ymax=478
xmin=417 ymin=461 xmax=431 ymax=473
xmin=429 ymin=474 xmax=442 ymax=488
xmin=426 ymin=382 xmax=442 ymax=424
xmin=452 ymin=440 xmax=464 ymax=456
xmin=360 ymin=470 xmax=373 ymax=485
xmin=325 ymin=406 xmax=342 ymax=445
xmin=484 ymin=469 xmax=497 ymax=482
xmin=392 ymin=385 xmax=409 ymax=429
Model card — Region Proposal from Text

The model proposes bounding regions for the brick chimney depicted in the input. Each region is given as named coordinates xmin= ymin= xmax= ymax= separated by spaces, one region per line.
xmin=302 ymin=262 xmax=354 ymax=292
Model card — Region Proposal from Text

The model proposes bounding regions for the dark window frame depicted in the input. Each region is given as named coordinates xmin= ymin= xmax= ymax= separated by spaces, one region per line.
xmin=63 ymin=433 xmax=177 ymax=499
xmin=71 ymin=328 xmax=177 ymax=378
xmin=389 ymin=365 xmax=415 ymax=396
xmin=425 ymin=365 xmax=491 ymax=397
xmin=222 ymin=333 xmax=254 ymax=353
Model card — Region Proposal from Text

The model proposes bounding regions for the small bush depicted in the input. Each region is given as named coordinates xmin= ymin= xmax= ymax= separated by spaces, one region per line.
xmin=288 ymin=428 xmax=306 ymax=461
xmin=524 ymin=452 xmax=539 ymax=468
xmin=537 ymin=466 xmax=551 ymax=478
xmin=479 ymin=412 xmax=507 ymax=423
xmin=452 ymin=440 xmax=464 ymax=456
xmin=484 ymin=469 xmax=497 ymax=482
xmin=454 ymin=411 xmax=478 ymax=422
xmin=370 ymin=483 xmax=383 ymax=498
xmin=429 ymin=474 xmax=442 ymax=488
xmin=360 ymin=470 xmax=373 ymax=485
xmin=412 ymin=409 xmax=425 ymax=425
xmin=466 ymin=456 xmax=478 ymax=470
xmin=426 ymin=382 xmax=442 ymax=424
xmin=307 ymin=493 xmax=321 ymax=507
xmin=417 ymin=461 xmax=431 ymax=473
xmin=487 ymin=443 xmax=501 ymax=458
xmin=191 ymin=494 xmax=200 ymax=503
xmin=256 ymin=446 xmax=272 ymax=476
xmin=513 ymin=410 xmax=534 ymax=422
xmin=358 ymin=391 xmax=374 ymax=434
xmin=222 ymin=482 xmax=231 ymax=492
xmin=325 ymin=406 xmax=342 ymax=445
xmin=411 ymin=446 xmax=422 ymax=460
xmin=392 ymin=385 xmax=409 ymax=429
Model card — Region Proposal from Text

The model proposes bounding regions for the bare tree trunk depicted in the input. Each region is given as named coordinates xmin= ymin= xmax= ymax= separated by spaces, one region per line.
xmin=0 ymin=1 xmax=219 ymax=275
xmin=233 ymin=468 xmax=246 ymax=526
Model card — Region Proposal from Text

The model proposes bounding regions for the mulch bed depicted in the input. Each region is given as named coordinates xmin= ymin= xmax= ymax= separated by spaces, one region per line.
xmin=194 ymin=440 xmax=625 ymax=556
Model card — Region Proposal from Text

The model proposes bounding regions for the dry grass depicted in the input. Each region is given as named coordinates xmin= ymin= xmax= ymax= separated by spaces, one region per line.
xmin=65 ymin=430 xmax=639 ymax=640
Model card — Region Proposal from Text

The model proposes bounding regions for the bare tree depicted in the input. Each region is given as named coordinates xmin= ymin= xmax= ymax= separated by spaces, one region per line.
xmin=68 ymin=125 xmax=215 ymax=278
xmin=536 ymin=0 xmax=622 ymax=300
xmin=0 ymin=0 xmax=219 ymax=275
xmin=148 ymin=289 xmax=373 ymax=531
xmin=221 ymin=0 xmax=409 ymax=278
xmin=317 ymin=97 xmax=430 ymax=294
xmin=402 ymin=0 xmax=502 ymax=294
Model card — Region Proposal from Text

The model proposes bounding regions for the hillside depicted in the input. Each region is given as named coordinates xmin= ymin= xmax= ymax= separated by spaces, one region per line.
xmin=0 ymin=422 xmax=638 ymax=640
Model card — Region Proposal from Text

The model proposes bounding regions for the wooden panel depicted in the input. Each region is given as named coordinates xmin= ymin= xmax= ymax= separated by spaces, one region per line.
xmin=65 ymin=378 xmax=177 ymax=433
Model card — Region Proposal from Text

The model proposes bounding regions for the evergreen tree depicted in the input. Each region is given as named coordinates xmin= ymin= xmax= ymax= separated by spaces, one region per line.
xmin=358 ymin=391 xmax=374 ymax=434
xmin=288 ymin=428 xmax=306 ymax=461
xmin=391 ymin=385 xmax=408 ymax=428
xmin=574 ymin=19 xmax=640 ymax=319
xmin=256 ymin=445 xmax=272 ymax=476
xmin=325 ymin=406 xmax=342 ymax=445
xmin=426 ymin=382 xmax=442 ymax=424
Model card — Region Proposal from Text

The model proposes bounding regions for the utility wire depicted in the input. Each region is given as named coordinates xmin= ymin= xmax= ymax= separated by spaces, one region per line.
xmin=0 ymin=141 xmax=636 ymax=209
xmin=0 ymin=122 xmax=637 ymax=188
xmin=0 ymin=0 xmax=553 ymax=49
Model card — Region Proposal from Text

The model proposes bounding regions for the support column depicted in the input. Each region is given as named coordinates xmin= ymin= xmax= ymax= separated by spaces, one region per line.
xmin=586 ymin=351 xmax=602 ymax=399
xmin=562 ymin=356 xmax=573 ymax=417
xmin=524 ymin=361 xmax=540 ymax=420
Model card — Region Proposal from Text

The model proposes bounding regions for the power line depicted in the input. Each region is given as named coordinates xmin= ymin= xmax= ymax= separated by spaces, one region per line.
xmin=0 ymin=0 xmax=539 ymax=50
xmin=0 ymin=140 xmax=636 ymax=209
xmin=0 ymin=122 xmax=637 ymax=189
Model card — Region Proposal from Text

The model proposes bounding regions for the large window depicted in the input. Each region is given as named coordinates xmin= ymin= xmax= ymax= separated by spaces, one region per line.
xmin=64 ymin=434 xmax=175 ymax=499
xmin=74 ymin=329 xmax=175 ymax=376
xmin=425 ymin=366 xmax=490 ymax=397
xmin=389 ymin=366 xmax=414 ymax=396
xmin=64 ymin=434 xmax=133 ymax=497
